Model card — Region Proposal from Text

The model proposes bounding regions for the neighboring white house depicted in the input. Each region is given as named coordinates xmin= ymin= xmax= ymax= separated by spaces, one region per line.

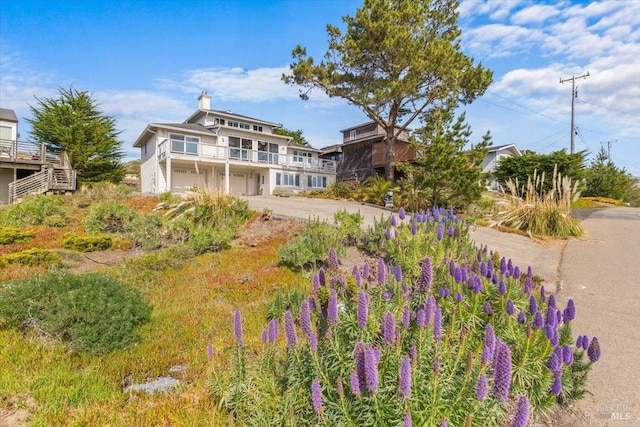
xmin=133 ymin=92 xmax=336 ymax=196
xmin=482 ymin=144 xmax=522 ymax=190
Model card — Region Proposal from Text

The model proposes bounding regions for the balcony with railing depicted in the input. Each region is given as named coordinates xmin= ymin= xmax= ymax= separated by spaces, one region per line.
xmin=157 ymin=140 xmax=336 ymax=174
xmin=0 ymin=139 xmax=66 ymax=166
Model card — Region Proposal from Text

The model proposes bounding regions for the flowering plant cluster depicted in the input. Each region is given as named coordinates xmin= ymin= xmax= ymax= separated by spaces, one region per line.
xmin=216 ymin=207 xmax=599 ymax=426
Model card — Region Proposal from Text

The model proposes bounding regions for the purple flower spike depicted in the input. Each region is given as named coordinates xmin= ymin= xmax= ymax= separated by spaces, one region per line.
xmin=439 ymin=288 xmax=450 ymax=298
xmin=268 ymin=319 xmax=279 ymax=344
xmin=433 ymin=306 xmax=443 ymax=341
xmin=551 ymin=373 xmax=562 ymax=395
xmin=563 ymin=345 xmax=574 ymax=365
xmin=328 ymin=247 xmax=339 ymax=271
xmin=540 ymin=285 xmax=546 ymax=302
xmin=480 ymin=262 xmax=487 ymax=277
xmin=364 ymin=346 xmax=380 ymax=392
xmin=419 ymin=257 xmax=433 ymax=291
xmin=311 ymin=377 xmax=324 ymax=414
xmin=436 ymin=223 xmax=444 ymax=241
xmin=440 ymin=420 xmax=448 ymax=427
xmin=386 ymin=228 xmax=393 ymax=239
xmin=312 ymin=272 xmax=320 ymax=292
xmin=513 ymin=266 xmax=521 ymax=279
xmin=416 ymin=307 xmax=427 ymax=328
xmin=403 ymin=411 xmax=412 ymax=427
xmin=283 ymin=310 xmax=298 ymax=349
xmin=456 ymin=292 xmax=463 ymax=302
xmin=533 ymin=312 xmax=544 ymax=329
xmin=349 ymin=371 xmax=361 ymax=397
xmin=402 ymin=305 xmax=411 ymax=329
xmin=482 ymin=323 xmax=496 ymax=364
xmin=500 ymin=257 xmax=507 ymax=275
xmin=477 ymin=248 xmax=483 ymax=263
xmin=357 ymin=292 xmax=369 ymax=329
xmin=454 ymin=267 xmax=462 ymax=283
xmin=448 ymin=225 xmax=455 ymax=237
xmin=318 ymin=268 xmax=326 ymax=287
xmin=511 ymin=395 xmax=530 ymax=427
xmin=498 ymin=280 xmax=507 ymax=295
xmin=548 ymin=294 xmax=557 ymax=309
xmin=564 ymin=299 xmax=576 ymax=322
xmin=261 ymin=329 xmax=267 ymax=343
xmin=308 ymin=295 xmax=317 ymax=312
xmin=411 ymin=221 xmax=418 ymax=235
xmin=529 ymin=295 xmax=538 ymax=315
xmin=398 ymin=207 xmax=406 ymax=220
xmin=517 ymin=311 xmax=526 ymax=324
xmin=449 ymin=259 xmax=456 ymax=276
xmin=547 ymin=350 xmax=561 ymax=372
xmin=360 ymin=264 xmax=368 ymax=282
xmin=390 ymin=215 xmax=397 ymax=227
xmin=309 ymin=331 xmax=318 ymax=353
xmin=476 ymin=374 xmax=488 ymax=401
xmin=483 ymin=301 xmax=494 ymax=316
xmin=377 ymin=258 xmax=386 ymax=286
xmin=207 ymin=343 xmax=214 ymax=361
xmin=506 ymin=299 xmax=515 ymax=316
xmin=545 ymin=325 xmax=555 ymax=341
xmin=395 ymin=264 xmax=403 ymax=282
xmin=234 ymin=309 xmax=243 ymax=345
xmin=492 ymin=340 xmax=512 ymax=401
xmin=399 ymin=355 xmax=412 ymax=400
xmin=299 ymin=300 xmax=312 ymax=338
xmin=328 ymin=289 xmax=338 ymax=327
xmin=588 ymin=337 xmax=601 ymax=362
xmin=382 ymin=311 xmax=396 ymax=345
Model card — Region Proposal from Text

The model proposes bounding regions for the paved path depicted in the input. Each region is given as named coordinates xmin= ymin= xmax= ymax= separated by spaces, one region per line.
xmin=557 ymin=207 xmax=640 ymax=426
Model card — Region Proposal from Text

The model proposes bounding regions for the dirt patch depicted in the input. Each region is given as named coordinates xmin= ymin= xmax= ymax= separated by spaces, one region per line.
xmin=65 ymin=248 xmax=145 ymax=274
xmin=233 ymin=213 xmax=304 ymax=248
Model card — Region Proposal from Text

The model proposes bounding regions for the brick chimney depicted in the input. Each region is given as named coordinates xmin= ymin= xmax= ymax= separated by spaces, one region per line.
xmin=198 ymin=90 xmax=211 ymax=110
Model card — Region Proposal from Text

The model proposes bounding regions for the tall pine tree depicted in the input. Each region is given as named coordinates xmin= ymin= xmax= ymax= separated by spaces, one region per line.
xmin=397 ymin=102 xmax=490 ymax=209
xmin=27 ymin=87 xmax=126 ymax=184
xmin=584 ymin=147 xmax=635 ymax=201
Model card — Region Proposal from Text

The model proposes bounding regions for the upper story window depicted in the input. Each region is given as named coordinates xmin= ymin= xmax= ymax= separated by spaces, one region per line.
xmin=293 ymin=150 xmax=312 ymax=163
xmin=253 ymin=125 xmax=263 ymax=132
xmin=349 ymin=130 xmax=357 ymax=140
xmin=170 ymin=133 xmax=199 ymax=155
xmin=228 ymin=120 xmax=251 ymax=130
xmin=214 ymin=118 xmax=225 ymax=125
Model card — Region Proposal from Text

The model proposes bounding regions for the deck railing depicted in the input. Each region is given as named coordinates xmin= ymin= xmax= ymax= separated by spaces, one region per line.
xmin=158 ymin=142 xmax=336 ymax=174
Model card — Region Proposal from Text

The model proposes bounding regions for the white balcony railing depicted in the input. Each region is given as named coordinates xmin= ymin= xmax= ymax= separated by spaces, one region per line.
xmin=158 ymin=142 xmax=336 ymax=174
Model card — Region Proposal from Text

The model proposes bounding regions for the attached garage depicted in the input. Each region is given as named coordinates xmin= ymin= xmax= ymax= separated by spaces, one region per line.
xmin=219 ymin=172 xmax=247 ymax=195
xmin=171 ymin=167 xmax=206 ymax=193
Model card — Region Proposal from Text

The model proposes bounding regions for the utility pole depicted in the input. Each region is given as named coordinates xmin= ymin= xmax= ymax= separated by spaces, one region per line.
xmin=560 ymin=72 xmax=589 ymax=154
xmin=601 ymin=140 xmax=617 ymax=159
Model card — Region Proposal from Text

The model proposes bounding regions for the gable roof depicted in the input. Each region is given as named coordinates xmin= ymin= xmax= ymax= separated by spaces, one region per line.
xmin=488 ymin=143 xmax=522 ymax=156
xmin=0 ymin=108 xmax=18 ymax=123
xmin=186 ymin=108 xmax=282 ymax=128
xmin=133 ymin=122 xmax=216 ymax=147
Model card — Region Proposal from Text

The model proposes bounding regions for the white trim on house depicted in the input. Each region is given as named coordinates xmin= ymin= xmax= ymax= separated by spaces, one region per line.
xmin=482 ymin=144 xmax=523 ymax=190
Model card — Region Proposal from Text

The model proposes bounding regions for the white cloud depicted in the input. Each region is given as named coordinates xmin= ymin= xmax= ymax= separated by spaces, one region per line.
xmin=511 ymin=4 xmax=561 ymax=25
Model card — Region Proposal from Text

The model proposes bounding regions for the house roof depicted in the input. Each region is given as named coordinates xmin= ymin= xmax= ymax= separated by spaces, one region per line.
xmin=488 ymin=143 xmax=522 ymax=156
xmin=185 ymin=109 xmax=282 ymax=128
xmin=132 ymin=123 xmax=216 ymax=147
xmin=0 ymin=108 xmax=18 ymax=123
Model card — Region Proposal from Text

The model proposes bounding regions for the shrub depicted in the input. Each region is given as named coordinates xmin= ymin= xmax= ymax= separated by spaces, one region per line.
xmin=63 ymin=233 xmax=113 ymax=252
xmin=158 ymin=191 xmax=183 ymax=205
xmin=215 ymin=207 xmax=599 ymax=426
xmin=0 ymin=272 xmax=151 ymax=355
xmin=278 ymin=219 xmax=342 ymax=270
xmin=78 ymin=182 xmax=134 ymax=201
xmin=1 ymin=248 xmax=63 ymax=268
xmin=85 ymin=202 xmax=139 ymax=234
xmin=0 ymin=227 xmax=34 ymax=245
xmin=334 ymin=209 xmax=363 ymax=246
xmin=325 ymin=181 xmax=354 ymax=199
xmin=129 ymin=213 xmax=164 ymax=251
xmin=498 ymin=167 xmax=584 ymax=238
xmin=0 ymin=195 xmax=67 ymax=227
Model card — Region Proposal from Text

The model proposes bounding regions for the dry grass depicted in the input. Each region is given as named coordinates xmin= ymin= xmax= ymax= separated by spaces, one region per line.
xmin=498 ymin=167 xmax=584 ymax=238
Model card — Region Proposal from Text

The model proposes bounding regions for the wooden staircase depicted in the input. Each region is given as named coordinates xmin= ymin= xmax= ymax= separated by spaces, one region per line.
xmin=7 ymin=152 xmax=76 ymax=204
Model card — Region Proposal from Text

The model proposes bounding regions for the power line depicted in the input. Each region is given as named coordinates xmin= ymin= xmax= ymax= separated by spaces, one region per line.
xmin=485 ymin=91 xmax=566 ymax=124
xmin=577 ymin=99 xmax=639 ymax=117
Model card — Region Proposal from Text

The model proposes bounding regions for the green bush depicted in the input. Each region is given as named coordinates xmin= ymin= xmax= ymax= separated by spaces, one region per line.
xmin=78 ymin=182 xmax=134 ymax=201
xmin=1 ymin=248 xmax=63 ymax=268
xmin=63 ymin=233 xmax=113 ymax=252
xmin=0 ymin=227 xmax=34 ymax=245
xmin=188 ymin=217 xmax=242 ymax=255
xmin=218 ymin=207 xmax=600 ymax=426
xmin=129 ymin=213 xmax=164 ymax=251
xmin=278 ymin=219 xmax=343 ymax=270
xmin=325 ymin=181 xmax=354 ymax=199
xmin=0 ymin=272 xmax=151 ymax=355
xmin=85 ymin=202 xmax=139 ymax=234
xmin=0 ymin=195 xmax=67 ymax=227
xmin=334 ymin=209 xmax=363 ymax=246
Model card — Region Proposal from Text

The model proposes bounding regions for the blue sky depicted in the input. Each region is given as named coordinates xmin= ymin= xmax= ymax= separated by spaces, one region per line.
xmin=1 ymin=0 xmax=639 ymax=176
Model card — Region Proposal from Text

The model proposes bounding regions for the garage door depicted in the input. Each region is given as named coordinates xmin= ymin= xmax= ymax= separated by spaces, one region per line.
xmin=172 ymin=168 xmax=205 ymax=193
xmin=219 ymin=172 xmax=246 ymax=195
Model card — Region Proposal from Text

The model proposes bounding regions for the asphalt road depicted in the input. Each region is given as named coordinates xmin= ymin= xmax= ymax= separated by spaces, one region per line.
xmin=557 ymin=207 xmax=640 ymax=426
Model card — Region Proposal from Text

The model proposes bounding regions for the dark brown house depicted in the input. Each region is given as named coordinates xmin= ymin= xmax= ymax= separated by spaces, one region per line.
xmin=322 ymin=121 xmax=416 ymax=182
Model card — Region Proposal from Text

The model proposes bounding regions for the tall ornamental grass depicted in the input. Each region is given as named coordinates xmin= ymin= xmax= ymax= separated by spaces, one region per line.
xmin=499 ymin=167 xmax=583 ymax=237
xmin=212 ymin=207 xmax=599 ymax=426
